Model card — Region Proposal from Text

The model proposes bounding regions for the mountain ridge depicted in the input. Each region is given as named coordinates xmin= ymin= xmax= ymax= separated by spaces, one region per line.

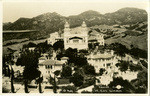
xmin=3 ymin=7 xmax=147 ymax=35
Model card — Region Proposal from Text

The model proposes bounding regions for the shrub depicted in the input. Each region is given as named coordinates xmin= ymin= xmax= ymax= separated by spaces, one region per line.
xmin=83 ymin=65 xmax=96 ymax=75
xmin=71 ymin=72 xmax=84 ymax=87
xmin=61 ymin=65 xmax=72 ymax=78
xmin=99 ymin=68 xmax=105 ymax=76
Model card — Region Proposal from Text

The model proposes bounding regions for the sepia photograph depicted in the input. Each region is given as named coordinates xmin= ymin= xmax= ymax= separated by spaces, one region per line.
xmin=1 ymin=0 xmax=149 ymax=94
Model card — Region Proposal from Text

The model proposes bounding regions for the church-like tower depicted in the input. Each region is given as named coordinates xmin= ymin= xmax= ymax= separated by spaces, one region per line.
xmin=64 ymin=21 xmax=88 ymax=50
xmin=81 ymin=21 xmax=88 ymax=48
xmin=64 ymin=22 xmax=70 ymax=49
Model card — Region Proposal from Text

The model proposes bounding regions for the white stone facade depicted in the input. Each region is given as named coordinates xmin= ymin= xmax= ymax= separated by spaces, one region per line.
xmin=64 ymin=21 xmax=88 ymax=50
xmin=47 ymin=32 xmax=60 ymax=45
xmin=38 ymin=59 xmax=64 ymax=82
xmin=87 ymin=50 xmax=118 ymax=73
xmin=47 ymin=21 xmax=105 ymax=50
xmin=89 ymin=30 xmax=105 ymax=46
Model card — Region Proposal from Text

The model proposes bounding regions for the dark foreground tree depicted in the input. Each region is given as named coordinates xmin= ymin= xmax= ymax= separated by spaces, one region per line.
xmin=53 ymin=41 xmax=64 ymax=51
xmin=53 ymin=75 xmax=57 ymax=93
xmin=4 ymin=54 xmax=15 ymax=93
xmin=131 ymin=70 xmax=148 ymax=93
xmin=115 ymin=61 xmax=129 ymax=72
xmin=61 ymin=65 xmax=72 ymax=78
xmin=83 ymin=64 xmax=95 ymax=75
xmin=10 ymin=66 xmax=15 ymax=93
xmin=36 ymin=74 xmax=43 ymax=93
xmin=23 ymin=67 xmax=41 ymax=93
xmin=71 ymin=71 xmax=84 ymax=87
xmin=16 ymin=50 xmax=41 ymax=93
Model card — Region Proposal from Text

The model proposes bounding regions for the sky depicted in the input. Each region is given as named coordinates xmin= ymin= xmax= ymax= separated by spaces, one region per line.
xmin=3 ymin=0 xmax=149 ymax=23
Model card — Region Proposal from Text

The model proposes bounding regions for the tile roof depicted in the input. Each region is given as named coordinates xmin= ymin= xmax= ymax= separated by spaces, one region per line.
xmin=88 ymin=36 xmax=97 ymax=41
xmin=39 ymin=59 xmax=64 ymax=66
xmin=88 ymin=54 xmax=114 ymax=59
xmin=39 ymin=57 xmax=47 ymax=60
xmin=89 ymin=30 xmax=100 ymax=35
xmin=61 ymin=57 xmax=69 ymax=60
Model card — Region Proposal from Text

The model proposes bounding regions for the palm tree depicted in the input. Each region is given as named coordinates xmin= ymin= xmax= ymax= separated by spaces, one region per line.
xmin=24 ymin=79 xmax=29 ymax=93
xmin=53 ymin=75 xmax=57 ymax=93
xmin=7 ymin=53 xmax=15 ymax=93
xmin=36 ymin=73 xmax=43 ymax=93
xmin=10 ymin=65 xmax=15 ymax=93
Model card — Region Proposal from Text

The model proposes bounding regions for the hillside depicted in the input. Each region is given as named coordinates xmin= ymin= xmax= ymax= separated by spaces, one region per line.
xmin=90 ymin=21 xmax=148 ymax=51
xmin=3 ymin=7 xmax=147 ymax=33
xmin=68 ymin=10 xmax=106 ymax=27
xmin=104 ymin=7 xmax=147 ymax=25
xmin=3 ymin=7 xmax=148 ymax=51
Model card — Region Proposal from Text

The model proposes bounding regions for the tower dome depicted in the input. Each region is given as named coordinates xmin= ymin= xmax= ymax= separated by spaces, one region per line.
xmin=82 ymin=21 xmax=87 ymax=27
xmin=65 ymin=22 xmax=70 ymax=28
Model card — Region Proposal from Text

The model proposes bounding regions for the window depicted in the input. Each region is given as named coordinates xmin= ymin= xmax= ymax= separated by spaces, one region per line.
xmin=73 ymin=40 xmax=79 ymax=43
xmin=45 ymin=65 xmax=51 ymax=69
xmin=107 ymin=63 xmax=111 ymax=66
xmin=83 ymin=38 xmax=86 ymax=42
xmin=45 ymin=65 xmax=47 ymax=69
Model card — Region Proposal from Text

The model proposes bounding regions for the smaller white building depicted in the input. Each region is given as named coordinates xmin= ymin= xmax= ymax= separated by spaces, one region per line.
xmin=47 ymin=32 xmax=59 ymax=45
xmin=87 ymin=50 xmax=118 ymax=73
xmin=47 ymin=31 xmax=63 ymax=45
xmin=60 ymin=57 xmax=69 ymax=64
xmin=38 ymin=59 xmax=64 ymax=82
xmin=38 ymin=57 xmax=47 ymax=63
xmin=115 ymin=69 xmax=138 ymax=81
xmin=88 ymin=30 xmax=104 ymax=46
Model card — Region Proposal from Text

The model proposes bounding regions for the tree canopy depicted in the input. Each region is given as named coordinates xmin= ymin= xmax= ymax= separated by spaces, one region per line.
xmin=71 ymin=71 xmax=84 ymax=87
xmin=83 ymin=64 xmax=96 ymax=75
xmin=53 ymin=41 xmax=64 ymax=51
xmin=61 ymin=65 xmax=72 ymax=78
xmin=116 ymin=60 xmax=142 ymax=72
xmin=65 ymin=48 xmax=88 ymax=67
xmin=36 ymin=41 xmax=52 ymax=53
xmin=16 ymin=50 xmax=41 ymax=81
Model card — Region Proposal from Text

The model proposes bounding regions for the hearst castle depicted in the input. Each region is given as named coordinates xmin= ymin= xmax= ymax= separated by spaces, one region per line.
xmin=47 ymin=21 xmax=104 ymax=50
xmin=47 ymin=21 xmax=131 ymax=85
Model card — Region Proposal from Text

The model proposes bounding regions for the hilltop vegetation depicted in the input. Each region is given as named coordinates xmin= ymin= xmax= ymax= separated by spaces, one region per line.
xmin=90 ymin=21 xmax=147 ymax=51
xmin=3 ymin=7 xmax=147 ymax=33
xmin=3 ymin=7 xmax=148 ymax=51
